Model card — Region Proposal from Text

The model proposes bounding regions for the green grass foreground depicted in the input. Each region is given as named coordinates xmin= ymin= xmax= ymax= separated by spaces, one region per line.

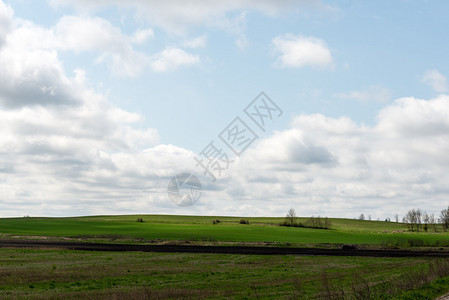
xmin=0 ymin=248 xmax=448 ymax=299
xmin=1 ymin=215 xmax=449 ymax=247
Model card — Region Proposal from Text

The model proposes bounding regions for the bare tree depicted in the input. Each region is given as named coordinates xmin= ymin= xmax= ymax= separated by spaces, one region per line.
xmin=359 ymin=213 xmax=365 ymax=220
xmin=416 ymin=209 xmax=422 ymax=231
xmin=368 ymin=214 xmax=372 ymax=221
xmin=404 ymin=209 xmax=423 ymax=231
xmin=440 ymin=207 xmax=449 ymax=231
xmin=422 ymin=212 xmax=429 ymax=232
xmin=429 ymin=213 xmax=436 ymax=232
xmin=404 ymin=209 xmax=416 ymax=231
xmin=402 ymin=216 xmax=409 ymax=230
xmin=286 ymin=208 xmax=297 ymax=226
xmin=394 ymin=214 xmax=399 ymax=223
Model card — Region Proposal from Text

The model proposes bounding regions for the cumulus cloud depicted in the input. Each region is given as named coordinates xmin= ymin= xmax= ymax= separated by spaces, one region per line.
xmin=224 ymin=95 xmax=449 ymax=218
xmin=336 ymin=85 xmax=392 ymax=103
xmin=0 ymin=11 xmax=198 ymax=78
xmin=0 ymin=13 xmax=147 ymax=107
xmin=0 ymin=0 xmax=12 ymax=47
xmin=183 ymin=35 xmax=207 ymax=49
xmin=0 ymin=2 xmax=177 ymax=216
xmin=54 ymin=16 xmax=157 ymax=76
xmin=272 ymin=34 xmax=333 ymax=68
xmin=422 ymin=69 xmax=449 ymax=93
xmin=150 ymin=47 xmax=199 ymax=72
xmin=131 ymin=28 xmax=154 ymax=44
xmin=3 ymin=54 xmax=449 ymax=218
xmin=0 ymin=48 xmax=82 ymax=108
xmin=48 ymin=0 xmax=322 ymax=51
xmin=49 ymin=0 xmax=319 ymax=33
xmin=53 ymin=16 xmax=198 ymax=76
xmin=2 ymin=1 xmax=449 ymax=220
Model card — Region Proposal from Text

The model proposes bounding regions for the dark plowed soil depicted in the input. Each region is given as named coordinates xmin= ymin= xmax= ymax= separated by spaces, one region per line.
xmin=1 ymin=239 xmax=449 ymax=257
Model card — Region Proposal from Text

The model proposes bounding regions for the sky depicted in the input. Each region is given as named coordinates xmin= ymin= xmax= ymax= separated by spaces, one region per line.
xmin=1 ymin=0 xmax=449 ymax=219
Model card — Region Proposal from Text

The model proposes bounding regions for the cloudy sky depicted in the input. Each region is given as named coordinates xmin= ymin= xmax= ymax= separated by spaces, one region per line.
xmin=1 ymin=0 xmax=449 ymax=218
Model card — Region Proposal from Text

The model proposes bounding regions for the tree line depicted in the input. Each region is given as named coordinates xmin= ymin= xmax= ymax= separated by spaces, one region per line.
xmin=358 ymin=206 xmax=449 ymax=232
xmin=402 ymin=206 xmax=449 ymax=231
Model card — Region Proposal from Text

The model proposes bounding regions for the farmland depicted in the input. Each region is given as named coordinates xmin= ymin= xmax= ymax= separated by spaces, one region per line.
xmin=1 ymin=248 xmax=449 ymax=299
xmin=1 ymin=215 xmax=449 ymax=247
xmin=1 ymin=215 xmax=449 ymax=299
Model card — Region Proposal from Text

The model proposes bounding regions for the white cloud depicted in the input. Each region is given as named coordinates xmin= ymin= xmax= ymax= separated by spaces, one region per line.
xmin=131 ymin=28 xmax=154 ymax=44
xmin=0 ymin=13 xmax=199 ymax=77
xmin=54 ymin=16 xmax=191 ymax=76
xmin=150 ymin=47 xmax=200 ymax=72
xmin=2 ymin=50 xmax=449 ymax=219
xmin=224 ymin=95 xmax=449 ymax=218
xmin=272 ymin=34 xmax=333 ymax=68
xmin=0 ymin=29 xmax=83 ymax=108
xmin=2 ymin=1 xmax=449 ymax=220
xmin=0 ymin=2 xmax=174 ymax=216
xmin=376 ymin=95 xmax=449 ymax=137
xmin=183 ymin=35 xmax=207 ymax=49
xmin=422 ymin=69 xmax=449 ymax=93
xmin=48 ymin=0 xmax=321 ymax=51
xmin=336 ymin=85 xmax=392 ymax=103
xmin=54 ymin=16 xmax=129 ymax=52
xmin=0 ymin=0 xmax=12 ymax=47
xmin=49 ymin=0 xmax=319 ymax=33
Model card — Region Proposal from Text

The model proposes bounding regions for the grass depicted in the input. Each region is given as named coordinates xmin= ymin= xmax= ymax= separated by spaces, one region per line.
xmin=1 ymin=215 xmax=448 ymax=247
xmin=395 ymin=276 xmax=449 ymax=299
xmin=1 ymin=215 xmax=449 ymax=298
xmin=1 ymin=248 xmax=448 ymax=299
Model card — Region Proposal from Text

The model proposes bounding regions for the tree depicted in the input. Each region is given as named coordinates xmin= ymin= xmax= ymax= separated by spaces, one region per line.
xmin=440 ymin=207 xmax=449 ymax=231
xmin=394 ymin=214 xmax=399 ymax=223
xmin=404 ymin=209 xmax=416 ymax=231
xmin=286 ymin=208 xmax=297 ymax=226
xmin=359 ymin=213 xmax=365 ymax=220
xmin=422 ymin=212 xmax=429 ymax=232
xmin=403 ymin=209 xmax=423 ymax=231
xmin=416 ymin=209 xmax=422 ymax=231
xmin=368 ymin=214 xmax=372 ymax=221
xmin=429 ymin=213 xmax=437 ymax=232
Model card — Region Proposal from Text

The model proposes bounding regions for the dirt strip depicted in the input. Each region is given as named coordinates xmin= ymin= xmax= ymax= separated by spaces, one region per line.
xmin=1 ymin=239 xmax=449 ymax=257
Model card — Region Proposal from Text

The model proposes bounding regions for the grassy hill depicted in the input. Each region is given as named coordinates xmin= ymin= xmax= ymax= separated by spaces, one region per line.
xmin=1 ymin=215 xmax=448 ymax=247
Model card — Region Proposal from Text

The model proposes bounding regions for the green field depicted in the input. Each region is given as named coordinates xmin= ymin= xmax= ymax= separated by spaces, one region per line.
xmin=1 ymin=248 xmax=449 ymax=299
xmin=1 ymin=215 xmax=449 ymax=299
xmin=1 ymin=214 xmax=448 ymax=247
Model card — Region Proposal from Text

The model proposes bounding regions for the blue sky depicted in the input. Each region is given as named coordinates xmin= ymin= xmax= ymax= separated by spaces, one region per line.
xmin=1 ymin=0 xmax=449 ymax=218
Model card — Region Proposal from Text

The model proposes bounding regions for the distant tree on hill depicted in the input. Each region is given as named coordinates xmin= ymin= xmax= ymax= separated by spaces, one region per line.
xmin=358 ymin=213 xmax=365 ymax=220
xmin=440 ymin=206 xmax=449 ymax=231
xmin=422 ymin=212 xmax=429 ymax=232
xmin=429 ymin=213 xmax=437 ymax=232
xmin=416 ymin=209 xmax=422 ymax=231
xmin=403 ymin=209 xmax=423 ymax=231
xmin=286 ymin=208 xmax=297 ymax=226
xmin=394 ymin=214 xmax=399 ymax=223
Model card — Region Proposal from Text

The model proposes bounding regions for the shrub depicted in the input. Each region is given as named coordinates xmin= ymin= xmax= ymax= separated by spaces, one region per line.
xmin=304 ymin=216 xmax=331 ymax=229
xmin=212 ymin=219 xmax=220 ymax=224
xmin=136 ymin=218 xmax=144 ymax=222
xmin=239 ymin=219 xmax=250 ymax=224
xmin=279 ymin=221 xmax=302 ymax=227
